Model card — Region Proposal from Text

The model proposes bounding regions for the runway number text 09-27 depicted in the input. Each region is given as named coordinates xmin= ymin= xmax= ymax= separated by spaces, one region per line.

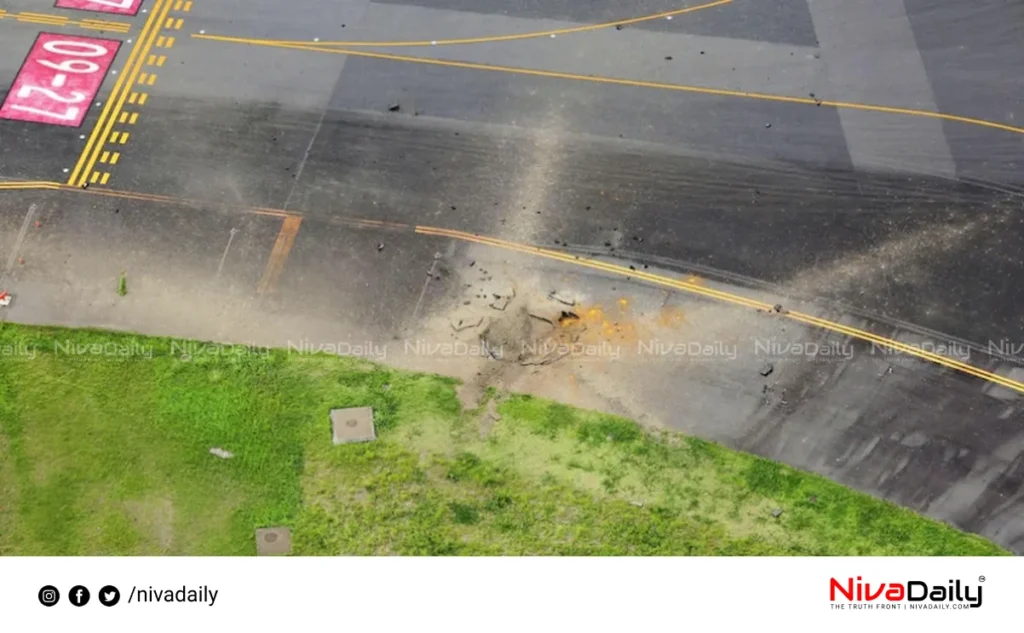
xmin=0 ymin=34 xmax=121 ymax=128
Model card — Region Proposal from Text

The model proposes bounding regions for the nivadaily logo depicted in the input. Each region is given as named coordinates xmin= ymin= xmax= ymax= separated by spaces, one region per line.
xmin=830 ymin=576 xmax=983 ymax=610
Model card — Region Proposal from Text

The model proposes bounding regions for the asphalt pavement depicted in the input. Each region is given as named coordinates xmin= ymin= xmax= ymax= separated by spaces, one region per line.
xmin=1 ymin=0 xmax=1023 ymax=551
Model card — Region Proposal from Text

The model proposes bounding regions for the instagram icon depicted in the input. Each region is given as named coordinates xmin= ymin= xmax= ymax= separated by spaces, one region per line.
xmin=38 ymin=586 xmax=60 ymax=607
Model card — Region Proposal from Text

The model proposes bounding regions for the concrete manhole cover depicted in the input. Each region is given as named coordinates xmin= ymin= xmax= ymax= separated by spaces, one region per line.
xmin=255 ymin=527 xmax=291 ymax=556
xmin=331 ymin=407 xmax=377 ymax=445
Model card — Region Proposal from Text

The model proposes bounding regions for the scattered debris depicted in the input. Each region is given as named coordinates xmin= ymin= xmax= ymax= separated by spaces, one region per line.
xmin=765 ymin=122 xmax=772 ymax=128
xmin=451 ymin=317 xmax=484 ymax=332
xmin=630 ymin=500 xmax=645 ymax=508
xmin=528 ymin=312 xmax=553 ymax=324
xmin=209 ymin=447 xmax=234 ymax=459
xmin=558 ymin=311 xmax=580 ymax=325
xmin=490 ymin=295 xmax=511 ymax=311
xmin=759 ymin=362 xmax=774 ymax=377
xmin=771 ymin=508 xmax=784 ymax=518
xmin=381 ymin=383 xmax=391 ymax=392
xmin=388 ymin=103 xmax=401 ymax=112
xmin=376 ymin=243 xmax=385 ymax=252
xmin=468 ymin=260 xmax=475 ymax=267
xmin=520 ymin=350 xmax=570 ymax=366
xmin=0 ymin=292 xmax=11 ymax=307
xmin=773 ymin=303 xmax=783 ymax=313
xmin=808 ymin=495 xmax=817 ymax=504
xmin=548 ymin=291 xmax=576 ymax=307
xmin=615 ymin=24 xmax=624 ymax=30
xmin=664 ymin=56 xmax=673 ymax=60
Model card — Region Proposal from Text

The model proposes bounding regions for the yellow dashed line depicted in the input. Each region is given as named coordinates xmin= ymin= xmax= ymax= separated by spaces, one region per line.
xmin=139 ymin=72 xmax=149 ymax=84
xmin=155 ymin=55 xmax=166 ymax=67
xmin=166 ymin=17 xmax=183 ymax=29
xmin=146 ymin=74 xmax=158 ymax=85
xmin=118 ymin=132 xmax=130 ymax=144
xmin=100 ymin=173 xmax=111 ymax=185
xmin=89 ymin=172 xmax=101 ymax=184
xmin=100 ymin=151 xmax=111 ymax=163
xmin=128 ymin=92 xmax=139 ymax=105
xmin=174 ymin=0 xmax=183 ymax=9
xmin=138 ymin=93 xmax=149 ymax=105
xmin=118 ymin=112 xmax=128 ymax=124
xmin=109 ymin=152 xmax=121 ymax=165
xmin=129 ymin=112 xmax=139 ymax=125
xmin=156 ymin=36 xmax=176 ymax=48
xmin=109 ymin=131 xmax=120 ymax=144
xmin=184 ymin=1 xmax=193 ymax=11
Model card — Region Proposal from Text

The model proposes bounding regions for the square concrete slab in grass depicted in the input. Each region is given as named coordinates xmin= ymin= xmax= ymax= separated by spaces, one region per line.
xmin=331 ymin=407 xmax=377 ymax=444
xmin=255 ymin=527 xmax=292 ymax=556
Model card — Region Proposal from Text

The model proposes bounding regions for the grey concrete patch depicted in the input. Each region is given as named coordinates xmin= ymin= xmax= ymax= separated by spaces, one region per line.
xmin=331 ymin=407 xmax=377 ymax=444
xmin=807 ymin=0 xmax=956 ymax=177
xmin=255 ymin=527 xmax=293 ymax=556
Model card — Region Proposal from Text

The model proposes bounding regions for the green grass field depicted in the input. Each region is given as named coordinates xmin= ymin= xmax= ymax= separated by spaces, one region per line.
xmin=0 ymin=323 xmax=1007 ymax=555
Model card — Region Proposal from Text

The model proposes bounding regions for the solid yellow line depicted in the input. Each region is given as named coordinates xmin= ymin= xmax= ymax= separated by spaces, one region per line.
xmin=200 ymin=37 xmax=1024 ymax=137
xmin=17 ymin=16 xmax=65 ymax=26
xmin=414 ymin=226 xmax=1024 ymax=393
xmin=20 ymin=12 xmax=67 ymax=20
xmin=232 ymin=0 xmax=731 ymax=48
xmin=5 ymin=179 xmax=1021 ymax=393
xmin=75 ymin=0 xmax=172 ymax=187
xmin=68 ymin=0 xmax=168 ymax=186
xmin=0 ymin=181 xmax=62 ymax=190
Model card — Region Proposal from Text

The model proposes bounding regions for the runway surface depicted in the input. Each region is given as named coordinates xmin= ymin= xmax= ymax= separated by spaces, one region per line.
xmin=1 ymin=0 xmax=1023 ymax=551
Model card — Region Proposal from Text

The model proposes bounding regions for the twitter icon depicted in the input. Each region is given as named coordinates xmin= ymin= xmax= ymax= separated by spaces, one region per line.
xmin=99 ymin=585 xmax=120 ymax=607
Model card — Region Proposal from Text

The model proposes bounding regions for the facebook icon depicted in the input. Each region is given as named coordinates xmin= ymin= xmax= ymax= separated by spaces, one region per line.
xmin=69 ymin=586 xmax=90 ymax=607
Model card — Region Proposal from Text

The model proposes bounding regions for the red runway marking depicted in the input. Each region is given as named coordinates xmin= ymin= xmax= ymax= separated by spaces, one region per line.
xmin=54 ymin=0 xmax=145 ymax=16
xmin=0 ymin=33 xmax=121 ymax=128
